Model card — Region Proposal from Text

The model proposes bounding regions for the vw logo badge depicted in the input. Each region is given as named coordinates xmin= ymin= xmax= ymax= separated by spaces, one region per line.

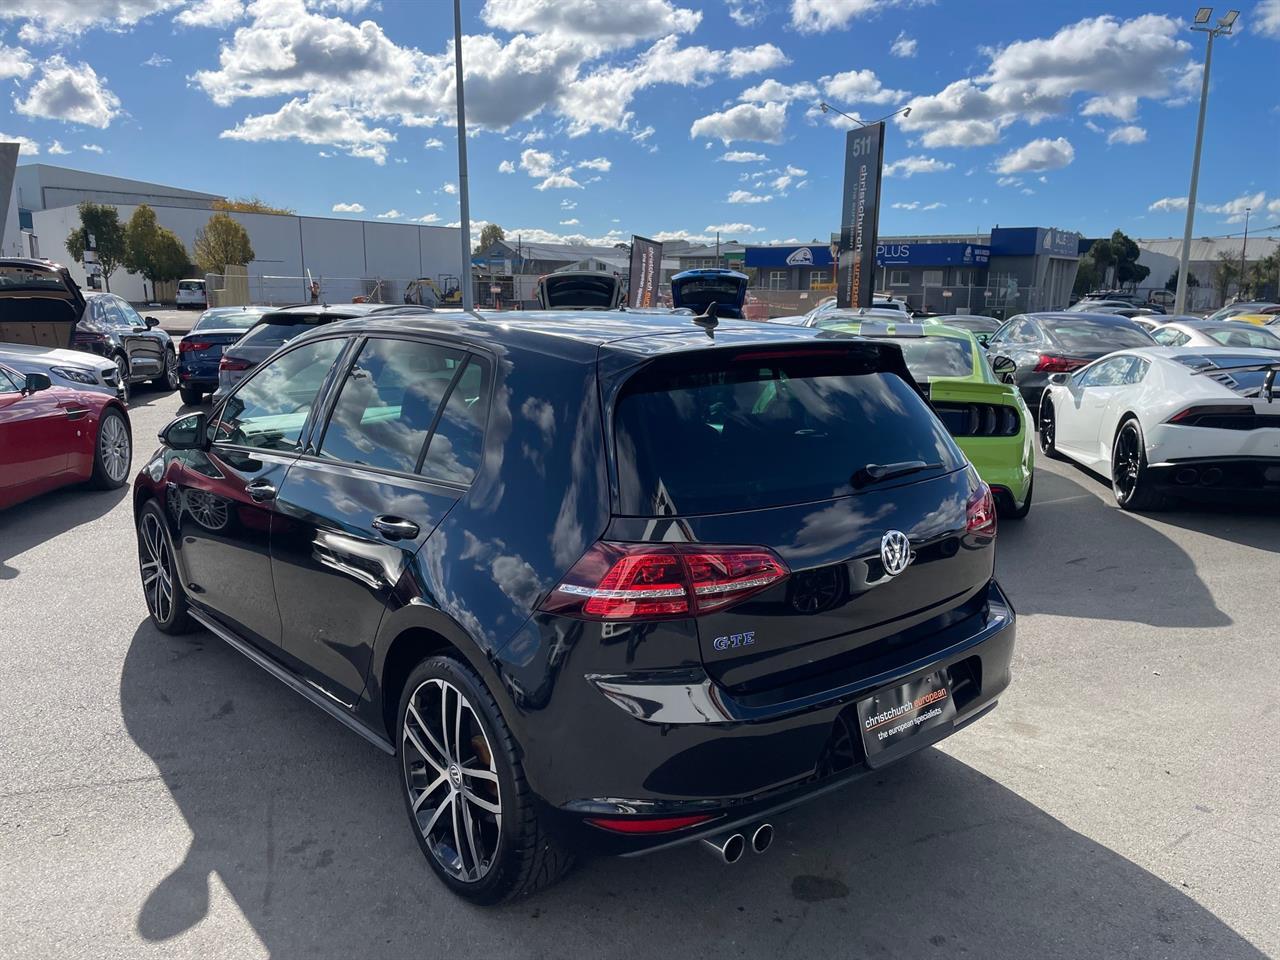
xmin=880 ymin=530 xmax=913 ymax=577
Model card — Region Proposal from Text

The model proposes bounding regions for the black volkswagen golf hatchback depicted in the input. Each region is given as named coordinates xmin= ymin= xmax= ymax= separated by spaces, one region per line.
xmin=134 ymin=309 xmax=1015 ymax=903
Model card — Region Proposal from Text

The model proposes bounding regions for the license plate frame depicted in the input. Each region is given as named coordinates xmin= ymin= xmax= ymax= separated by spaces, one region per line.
xmin=856 ymin=670 xmax=956 ymax=768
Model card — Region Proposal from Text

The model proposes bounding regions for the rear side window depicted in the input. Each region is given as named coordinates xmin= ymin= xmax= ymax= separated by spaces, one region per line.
xmin=869 ymin=337 xmax=973 ymax=380
xmin=421 ymin=356 xmax=491 ymax=484
xmin=614 ymin=349 xmax=963 ymax=516
xmin=0 ymin=367 xmax=21 ymax=392
xmin=1043 ymin=318 xmax=1153 ymax=350
xmin=318 ymin=338 xmax=466 ymax=474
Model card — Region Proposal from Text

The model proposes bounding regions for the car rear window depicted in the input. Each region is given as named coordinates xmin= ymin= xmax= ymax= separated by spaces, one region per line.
xmin=614 ymin=348 xmax=964 ymax=516
xmin=178 ymin=281 xmax=203 ymax=291
xmin=238 ymin=320 xmax=311 ymax=349
xmin=194 ymin=310 xmax=264 ymax=331
xmin=1043 ymin=318 xmax=1153 ymax=351
xmin=866 ymin=337 xmax=973 ymax=380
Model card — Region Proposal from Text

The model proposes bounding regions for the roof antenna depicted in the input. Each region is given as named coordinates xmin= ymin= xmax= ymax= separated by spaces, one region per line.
xmin=692 ymin=301 xmax=719 ymax=339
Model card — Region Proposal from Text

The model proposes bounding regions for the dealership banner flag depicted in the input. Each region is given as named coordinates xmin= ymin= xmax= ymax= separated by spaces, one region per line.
xmin=628 ymin=235 xmax=662 ymax=308
xmin=837 ymin=122 xmax=885 ymax=310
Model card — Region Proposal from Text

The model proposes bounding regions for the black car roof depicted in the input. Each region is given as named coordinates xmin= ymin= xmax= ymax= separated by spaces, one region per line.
xmin=297 ymin=308 xmax=837 ymax=361
xmin=262 ymin=302 xmax=431 ymax=321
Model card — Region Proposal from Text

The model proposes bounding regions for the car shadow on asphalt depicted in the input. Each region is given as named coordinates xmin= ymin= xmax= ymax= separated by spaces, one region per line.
xmin=120 ymin=620 xmax=1265 ymax=960
xmin=996 ymin=466 xmax=1233 ymax=628
xmin=0 ymin=484 xmax=128 ymax=580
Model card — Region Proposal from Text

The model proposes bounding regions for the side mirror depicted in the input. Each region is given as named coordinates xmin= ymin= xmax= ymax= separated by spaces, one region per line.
xmin=23 ymin=372 xmax=51 ymax=394
xmin=159 ymin=411 xmax=208 ymax=451
xmin=990 ymin=356 xmax=1016 ymax=383
xmin=144 ymin=316 xmax=160 ymax=329
xmin=974 ymin=332 xmax=991 ymax=347
xmin=1048 ymin=372 xmax=1071 ymax=386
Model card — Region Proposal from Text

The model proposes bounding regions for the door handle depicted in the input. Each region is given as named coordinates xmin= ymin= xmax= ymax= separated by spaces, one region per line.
xmin=246 ymin=478 xmax=277 ymax=502
xmin=372 ymin=515 xmax=420 ymax=540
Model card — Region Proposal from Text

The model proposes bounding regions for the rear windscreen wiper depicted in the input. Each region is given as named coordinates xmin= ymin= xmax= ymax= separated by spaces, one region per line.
xmin=851 ymin=460 xmax=944 ymax=488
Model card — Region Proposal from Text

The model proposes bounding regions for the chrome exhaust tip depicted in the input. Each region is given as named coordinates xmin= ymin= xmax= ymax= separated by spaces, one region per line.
xmin=1175 ymin=467 xmax=1199 ymax=485
xmin=750 ymin=823 xmax=774 ymax=854
xmin=701 ymin=831 xmax=746 ymax=864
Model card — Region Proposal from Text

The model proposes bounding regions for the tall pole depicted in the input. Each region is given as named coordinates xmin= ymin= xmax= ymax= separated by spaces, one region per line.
xmin=1239 ymin=207 xmax=1250 ymax=298
xmin=1175 ymin=29 xmax=1215 ymax=315
xmin=715 ymin=231 xmax=721 ymax=268
xmin=452 ymin=0 xmax=474 ymax=312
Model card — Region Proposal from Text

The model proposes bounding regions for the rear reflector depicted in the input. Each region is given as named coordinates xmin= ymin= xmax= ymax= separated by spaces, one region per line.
xmin=219 ymin=356 xmax=251 ymax=372
xmin=585 ymin=814 xmax=715 ymax=834
xmin=540 ymin=542 xmax=789 ymax=621
xmin=966 ymin=483 xmax=997 ymax=537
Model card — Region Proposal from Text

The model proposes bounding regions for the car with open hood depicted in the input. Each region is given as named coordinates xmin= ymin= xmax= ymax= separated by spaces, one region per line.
xmin=670 ymin=268 xmax=749 ymax=319
xmin=534 ymin=271 xmax=625 ymax=310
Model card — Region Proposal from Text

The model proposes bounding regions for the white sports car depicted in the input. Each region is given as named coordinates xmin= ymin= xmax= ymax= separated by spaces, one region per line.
xmin=1037 ymin=347 xmax=1280 ymax=510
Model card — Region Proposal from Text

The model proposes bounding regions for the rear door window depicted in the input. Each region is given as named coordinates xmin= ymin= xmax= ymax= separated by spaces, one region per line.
xmin=614 ymin=349 xmax=964 ymax=516
xmin=317 ymin=337 xmax=466 ymax=475
xmin=420 ymin=355 xmax=491 ymax=484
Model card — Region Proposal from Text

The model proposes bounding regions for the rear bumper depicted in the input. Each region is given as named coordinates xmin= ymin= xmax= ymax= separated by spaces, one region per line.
xmin=537 ymin=579 xmax=1016 ymax=856
xmin=1147 ymin=456 xmax=1280 ymax=497
xmin=178 ymin=360 xmax=219 ymax=391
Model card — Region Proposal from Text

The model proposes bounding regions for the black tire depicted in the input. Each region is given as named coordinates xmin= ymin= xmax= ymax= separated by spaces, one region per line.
xmin=179 ymin=386 xmax=203 ymax=406
xmin=136 ymin=501 xmax=197 ymax=634
xmin=113 ymin=353 xmax=130 ymax=403
xmin=1037 ymin=397 xmax=1063 ymax=460
xmin=397 ymin=655 xmax=572 ymax=904
xmin=89 ymin=405 xmax=131 ymax=490
xmin=1111 ymin=418 xmax=1165 ymax=512
xmin=154 ymin=348 xmax=179 ymax=390
xmin=1006 ymin=475 xmax=1033 ymax=519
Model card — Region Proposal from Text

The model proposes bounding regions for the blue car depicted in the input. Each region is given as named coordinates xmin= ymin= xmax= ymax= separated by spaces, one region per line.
xmin=670 ymin=268 xmax=749 ymax=319
xmin=177 ymin=306 xmax=270 ymax=404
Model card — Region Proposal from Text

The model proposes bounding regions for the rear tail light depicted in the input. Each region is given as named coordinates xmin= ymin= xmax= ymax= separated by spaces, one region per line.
xmin=966 ymin=483 xmax=997 ymax=538
xmin=219 ymin=356 xmax=251 ymax=372
xmin=1033 ymin=355 xmax=1087 ymax=373
xmin=585 ymin=814 xmax=716 ymax=834
xmin=1167 ymin=404 xmax=1254 ymax=428
xmin=179 ymin=340 xmax=213 ymax=353
xmin=540 ymin=542 xmax=789 ymax=621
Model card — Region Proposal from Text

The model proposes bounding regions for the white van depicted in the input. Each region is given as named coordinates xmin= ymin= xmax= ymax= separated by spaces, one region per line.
xmin=176 ymin=278 xmax=207 ymax=309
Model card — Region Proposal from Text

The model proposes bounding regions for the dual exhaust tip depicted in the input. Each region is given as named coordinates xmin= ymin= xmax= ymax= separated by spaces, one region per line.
xmin=701 ymin=823 xmax=773 ymax=864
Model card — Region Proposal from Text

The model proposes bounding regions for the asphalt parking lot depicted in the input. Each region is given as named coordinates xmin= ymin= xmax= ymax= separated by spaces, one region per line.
xmin=2 ymin=388 xmax=1277 ymax=960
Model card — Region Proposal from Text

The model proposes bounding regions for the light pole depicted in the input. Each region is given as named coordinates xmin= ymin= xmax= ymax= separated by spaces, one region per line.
xmin=1238 ymin=206 xmax=1250 ymax=298
xmin=818 ymin=102 xmax=911 ymax=127
xmin=452 ymin=0 xmax=474 ymax=312
xmin=1174 ymin=7 xmax=1238 ymax=315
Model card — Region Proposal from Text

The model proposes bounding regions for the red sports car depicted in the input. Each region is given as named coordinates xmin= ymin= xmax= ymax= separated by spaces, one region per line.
xmin=0 ymin=361 xmax=132 ymax=510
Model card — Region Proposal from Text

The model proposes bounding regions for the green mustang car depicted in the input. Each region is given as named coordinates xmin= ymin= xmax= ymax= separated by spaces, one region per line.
xmin=814 ymin=317 xmax=1035 ymax=518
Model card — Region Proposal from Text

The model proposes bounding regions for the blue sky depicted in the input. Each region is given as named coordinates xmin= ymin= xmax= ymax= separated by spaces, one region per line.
xmin=2 ymin=0 xmax=1278 ymax=247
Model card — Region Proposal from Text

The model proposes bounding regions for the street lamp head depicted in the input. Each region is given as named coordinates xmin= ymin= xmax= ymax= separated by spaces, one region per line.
xmin=819 ymin=102 xmax=830 ymax=114
xmin=1194 ymin=6 xmax=1213 ymax=24
xmin=1219 ymin=9 xmax=1239 ymax=27
xmin=901 ymin=106 xmax=912 ymax=119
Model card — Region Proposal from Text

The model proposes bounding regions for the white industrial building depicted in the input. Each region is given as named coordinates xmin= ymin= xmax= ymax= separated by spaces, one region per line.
xmin=1135 ymin=236 xmax=1280 ymax=310
xmin=8 ymin=163 xmax=463 ymax=305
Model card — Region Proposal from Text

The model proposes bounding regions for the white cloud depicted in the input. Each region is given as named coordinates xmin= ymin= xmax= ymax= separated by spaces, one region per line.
xmin=519 ymin=148 xmax=556 ymax=177
xmin=142 ymin=53 xmax=171 ymax=68
xmin=15 ymin=56 xmax=122 ymax=129
xmin=706 ymin=222 xmax=762 ymax=234
xmin=535 ymin=173 xmax=582 ymax=190
xmin=1080 ymin=95 xmax=1138 ymax=121
xmin=377 ymin=209 xmax=403 ymax=219
xmin=423 ymin=137 xmax=444 ymax=149
xmin=221 ymin=97 xmax=394 ymax=163
xmin=726 ymin=0 xmax=766 ymax=27
xmin=785 ymin=164 xmax=807 ymax=176
xmin=822 ymin=68 xmax=908 ymax=105
xmin=481 ymin=0 xmax=700 ymax=45
xmin=0 ymin=133 xmax=39 ymax=155
xmin=498 ymin=159 xmax=516 ymax=173
xmin=47 ymin=140 xmax=70 ymax=155
xmin=81 ymin=144 xmax=105 ymax=153
xmin=726 ymin=190 xmax=772 ymax=203
xmin=1258 ymin=0 xmax=1280 ymax=38
xmin=0 ymin=44 xmax=35 ymax=82
xmin=1267 ymin=198 xmax=1280 ymax=217
xmin=174 ymin=0 xmax=244 ymax=27
xmin=691 ymin=101 xmax=787 ymax=145
xmin=996 ymin=175 xmax=1021 ymax=187
xmin=559 ymin=218 xmax=580 ymax=225
xmin=0 ymin=0 xmax=182 ymax=42
xmin=727 ymin=43 xmax=789 ymax=77
xmin=883 ymin=155 xmax=954 ymax=177
xmin=890 ymin=31 xmax=917 ymax=58
xmin=441 ymin=182 xmax=457 ymax=194
xmin=1203 ymin=191 xmax=1266 ymax=223
xmin=631 ymin=125 xmax=655 ymax=143
xmin=790 ymin=0 xmax=893 ymax=33
xmin=331 ymin=201 xmax=365 ymax=212
xmin=922 ymin=201 xmax=945 ymax=210
xmin=1148 ymin=196 xmax=1187 ymax=212
xmin=560 ymin=199 xmax=577 ymax=209
xmin=994 ymin=136 xmax=1074 ymax=174
xmin=771 ymin=174 xmax=792 ymax=192
xmin=1020 ymin=187 xmax=1035 ymax=195
xmin=1107 ymin=125 xmax=1147 ymax=145
xmin=410 ymin=212 xmax=440 ymax=223
xmin=576 ymin=156 xmax=611 ymax=171
xmin=739 ymin=78 xmax=818 ymax=104
xmin=720 ymin=150 xmax=768 ymax=162
xmin=892 ymin=201 xmax=920 ymax=210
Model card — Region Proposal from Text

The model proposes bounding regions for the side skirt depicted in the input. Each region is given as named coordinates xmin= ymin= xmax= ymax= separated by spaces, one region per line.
xmin=188 ymin=607 xmax=395 ymax=755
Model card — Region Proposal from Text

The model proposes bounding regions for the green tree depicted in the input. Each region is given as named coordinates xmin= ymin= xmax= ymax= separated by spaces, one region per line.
xmin=1073 ymin=251 xmax=1099 ymax=297
xmin=473 ymin=223 xmax=505 ymax=255
xmin=193 ymin=213 xmax=255 ymax=274
xmin=1110 ymin=230 xmax=1150 ymax=287
xmin=1165 ymin=267 xmax=1199 ymax=293
xmin=1245 ymin=248 xmax=1280 ymax=301
xmin=124 ymin=205 xmax=193 ymax=299
xmin=211 ymin=196 xmax=295 ymax=215
xmin=65 ymin=202 xmax=126 ymax=292
xmin=1213 ymin=249 xmax=1240 ymax=303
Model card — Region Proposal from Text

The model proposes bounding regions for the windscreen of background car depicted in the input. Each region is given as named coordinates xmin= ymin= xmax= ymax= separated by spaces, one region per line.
xmin=867 ymin=337 xmax=973 ymax=380
xmin=1043 ymin=318 xmax=1154 ymax=351
xmin=614 ymin=350 xmax=963 ymax=516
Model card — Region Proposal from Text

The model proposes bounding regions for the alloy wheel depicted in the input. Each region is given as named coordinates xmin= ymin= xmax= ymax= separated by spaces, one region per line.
xmin=99 ymin=413 xmax=130 ymax=483
xmin=402 ymin=678 xmax=502 ymax=883
xmin=165 ymin=350 xmax=180 ymax=390
xmin=115 ymin=355 xmax=130 ymax=401
xmin=1039 ymin=404 xmax=1054 ymax=448
xmin=1113 ymin=425 xmax=1141 ymax=501
xmin=139 ymin=512 xmax=175 ymax=623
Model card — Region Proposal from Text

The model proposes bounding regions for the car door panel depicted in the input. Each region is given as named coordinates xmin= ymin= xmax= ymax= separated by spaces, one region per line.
xmin=114 ymin=298 xmax=164 ymax=379
xmin=0 ymin=378 xmax=79 ymax=506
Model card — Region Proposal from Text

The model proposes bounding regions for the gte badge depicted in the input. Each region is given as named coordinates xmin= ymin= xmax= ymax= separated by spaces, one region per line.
xmin=713 ymin=631 xmax=755 ymax=651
